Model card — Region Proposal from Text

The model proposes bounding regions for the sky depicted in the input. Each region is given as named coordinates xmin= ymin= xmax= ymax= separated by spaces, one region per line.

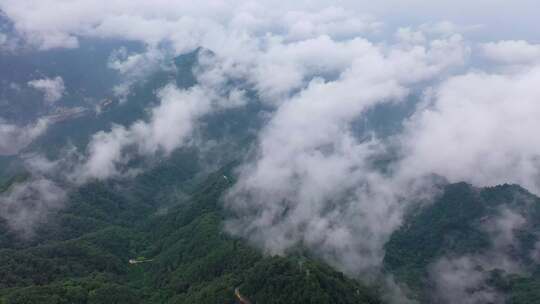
xmin=1 ymin=1 xmax=540 ymax=302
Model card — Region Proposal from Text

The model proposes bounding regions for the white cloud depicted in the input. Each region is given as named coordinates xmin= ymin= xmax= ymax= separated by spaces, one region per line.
xmin=0 ymin=178 xmax=66 ymax=236
xmin=195 ymin=27 xmax=468 ymax=108
xmin=429 ymin=207 xmax=527 ymax=304
xmin=481 ymin=40 xmax=540 ymax=64
xmin=77 ymin=124 xmax=133 ymax=180
xmin=430 ymin=256 xmax=500 ymax=304
xmin=73 ymin=84 xmax=213 ymax=182
xmin=108 ymin=47 xmax=167 ymax=100
xmin=419 ymin=21 xmax=482 ymax=37
xmin=224 ymin=33 xmax=468 ymax=275
xmin=395 ymin=27 xmax=426 ymax=45
xmin=276 ymin=7 xmax=382 ymax=41
xmin=28 ymin=76 xmax=66 ymax=104
xmin=483 ymin=207 xmax=527 ymax=255
xmin=0 ymin=118 xmax=50 ymax=156
xmin=0 ymin=1 xmax=382 ymax=51
xmin=400 ymin=65 xmax=540 ymax=194
xmin=2 ymin=0 xmax=539 ymax=52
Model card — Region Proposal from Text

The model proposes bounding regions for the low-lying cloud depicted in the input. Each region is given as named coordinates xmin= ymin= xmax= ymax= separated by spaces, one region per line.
xmin=0 ymin=177 xmax=66 ymax=236
xmin=400 ymin=65 xmax=540 ymax=195
xmin=75 ymin=84 xmax=213 ymax=182
xmin=224 ymin=29 xmax=469 ymax=275
xmin=429 ymin=207 xmax=529 ymax=303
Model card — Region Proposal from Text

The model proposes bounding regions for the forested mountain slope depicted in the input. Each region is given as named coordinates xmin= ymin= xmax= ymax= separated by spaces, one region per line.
xmin=0 ymin=161 xmax=383 ymax=304
xmin=385 ymin=183 xmax=540 ymax=303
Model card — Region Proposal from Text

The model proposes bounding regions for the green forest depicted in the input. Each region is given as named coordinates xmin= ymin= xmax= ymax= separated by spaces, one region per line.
xmin=0 ymin=159 xmax=383 ymax=304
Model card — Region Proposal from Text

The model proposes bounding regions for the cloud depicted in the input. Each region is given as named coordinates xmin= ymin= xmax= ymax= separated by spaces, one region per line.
xmin=73 ymin=84 xmax=213 ymax=182
xmin=28 ymin=76 xmax=66 ymax=104
xmin=0 ymin=49 xmax=249 ymax=235
xmin=399 ymin=65 xmax=540 ymax=195
xmin=271 ymin=7 xmax=382 ymax=41
xmin=0 ymin=32 xmax=6 ymax=45
xmin=1 ymin=0 xmax=539 ymax=52
xmin=429 ymin=207 xmax=527 ymax=304
xmin=108 ymin=47 xmax=167 ymax=100
xmin=0 ymin=178 xmax=66 ymax=237
xmin=224 ymin=31 xmax=468 ymax=275
xmin=481 ymin=40 xmax=540 ymax=65
xmin=419 ymin=21 xmax=483 ymax=37
xmin=430 ymin=256 xmax=501 ymax=304
xmin=0 ymin=118 xmax=50 ymax=156
xmin=1 ymin=76 xmax=245 ymax=234
xmin=396 ymin=21 xmax=481 ymax=47
xmin=532 ymin=240 xmax=540 ymax=263
xmin=196 ymin=27 xmax=468 ymax=109
xmin=0 ymin=1 xmax=381 ymax=51
xmin=483 ymin=207 xmax=527 ymax=257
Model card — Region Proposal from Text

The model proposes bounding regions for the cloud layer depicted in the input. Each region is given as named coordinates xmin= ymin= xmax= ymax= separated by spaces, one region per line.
xmin=224 ymin=31 xmax=469 ymax=275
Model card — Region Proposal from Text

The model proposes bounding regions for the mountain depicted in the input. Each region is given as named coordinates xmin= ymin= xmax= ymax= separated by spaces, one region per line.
xmin=384 ymin=183 xmax=540 ymax=303
xmin=0 ymin=160 xmax=382 ymax=304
